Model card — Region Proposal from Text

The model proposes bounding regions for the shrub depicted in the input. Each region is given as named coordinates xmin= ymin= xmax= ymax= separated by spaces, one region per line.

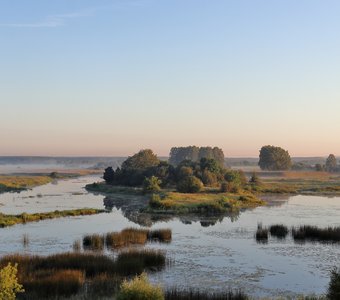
xmin=143 ymin=176 xmax=162 ymax=194
xmin=117 ymin=272 xmax=164 ymax=300
xmin=327 ymin=267 xmax=340 ymax=300
xmin=176 ymin=176 xmax=203 ymax=193
xmin=83 ymin=234 xmax=105 ymax=251
xmin=0 ymin=263 xmax=24 ymax=300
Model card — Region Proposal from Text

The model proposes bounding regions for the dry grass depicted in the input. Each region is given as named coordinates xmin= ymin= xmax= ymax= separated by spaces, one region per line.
xmin=0 ymin=175 xmax=52 ymax=192
xmin=0 ymin=208 xmax=104 ymax=228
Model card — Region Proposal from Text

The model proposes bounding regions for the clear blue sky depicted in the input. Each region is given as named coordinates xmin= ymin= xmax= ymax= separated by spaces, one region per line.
xmin=1 ymin=0 xmax=339 ymax=157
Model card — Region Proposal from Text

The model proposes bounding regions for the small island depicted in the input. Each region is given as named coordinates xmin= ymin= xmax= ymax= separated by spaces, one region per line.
xmin=86 ymin=147 xmax=265 ymax=215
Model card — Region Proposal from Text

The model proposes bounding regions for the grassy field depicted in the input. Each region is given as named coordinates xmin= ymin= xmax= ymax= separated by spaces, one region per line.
xmin=0 ymin=208 xmax=105 ymax=228
xmin=147 ymin=191 xmax=265 ymax=214
xmin=257 ymin=171 xmax=340 ymax=195
xmin=0 ymin=169 xmax=102 ymax=194
xmin=0 ymin=175 xmax=53 ymax=193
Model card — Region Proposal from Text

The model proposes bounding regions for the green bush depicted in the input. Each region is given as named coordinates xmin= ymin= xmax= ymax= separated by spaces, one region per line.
xmin=143 ymin=176 xmax=162 ymax=194
xmin=176 ymin=176 xmax=203 ymax=193
xmin=0 ymin=263 xmax=24 ymax=300
xmin=117 ymin=272 xmax=164 ymax=300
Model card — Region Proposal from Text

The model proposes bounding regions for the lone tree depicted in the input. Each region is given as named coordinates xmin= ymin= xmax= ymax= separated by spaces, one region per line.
xmin=325 ymin=154 xmax=337 ymax=172
xmin=258 ymin=145 xmax=292 ymax=171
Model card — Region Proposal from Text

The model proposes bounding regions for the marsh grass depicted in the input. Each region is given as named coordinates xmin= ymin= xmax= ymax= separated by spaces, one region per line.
xmin=0 ymin=249 xmax=167 ymax=299
xmin=255 ymin=224 xmax=268 ymax=242
xmin=0 ymin=209 xmax=104 ymax=228
xmin=292 ymin=225 xmax=340 ymax=242
xmin=83 ymin=234 xmax=105 ymax=251
xmin=84 ymin=228 xmax=172 ymax=251
xmin=0 ymin=175 xmax=52 ymax=193
xmin=115 ymin=249 xmax=167 ymax=276
xmin=164 ymin=288 xmax=248 ymax=300
xmin=269 ymin=224 xmax=289 ymax=239
xmin=22 ymin=234 xmax=29 ymax=247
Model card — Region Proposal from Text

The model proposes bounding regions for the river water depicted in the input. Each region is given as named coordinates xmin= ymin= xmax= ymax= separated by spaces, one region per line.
xmin=0 ymin=175 xmax=339 ymax=298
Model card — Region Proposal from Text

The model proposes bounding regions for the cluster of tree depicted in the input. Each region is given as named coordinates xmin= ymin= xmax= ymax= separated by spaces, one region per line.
xmin=315 ymin=154 xmax=339 ymax=172
xmin=103 ymin=149 xmax=249 ymax=194
xmin=258 ymin=145 xmax=292 ymax=171
xmin=169 ymin=146 xmax=225 ymax=167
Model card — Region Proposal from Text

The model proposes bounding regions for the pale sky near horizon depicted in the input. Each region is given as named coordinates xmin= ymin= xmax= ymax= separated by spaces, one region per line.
xmin=1 ymin=0 xmax=339 ymax=157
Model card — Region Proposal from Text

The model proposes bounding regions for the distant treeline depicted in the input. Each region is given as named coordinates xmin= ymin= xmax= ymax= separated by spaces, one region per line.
xmin=169 ymin=146 xmax=225 ymax=166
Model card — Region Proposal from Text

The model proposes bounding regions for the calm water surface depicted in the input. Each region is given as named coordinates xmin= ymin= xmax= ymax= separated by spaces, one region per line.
xmin=0 ymin=175 xmax=340 ymax=298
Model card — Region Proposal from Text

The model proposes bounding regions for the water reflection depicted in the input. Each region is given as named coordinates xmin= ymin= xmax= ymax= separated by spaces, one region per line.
xmin=103 ymin=196 xmax=242 ymax=227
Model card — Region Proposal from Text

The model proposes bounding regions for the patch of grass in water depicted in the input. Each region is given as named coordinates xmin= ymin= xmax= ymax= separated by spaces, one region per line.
xmin=0 ymin=208 xmax=104 ymax=228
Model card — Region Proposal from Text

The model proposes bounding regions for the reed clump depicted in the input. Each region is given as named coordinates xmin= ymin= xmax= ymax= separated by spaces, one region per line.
xmin=84 ymin=228 xmax=172 ymax=251
xmin=115 ymin=249 xmax=167 ymax=276
xmin=0 ymin=250 xmax=167 ymax=299
xmin=83 ymin=234 xmax=105 ymax=251
xmin=269 ymin=224 xmax=289 ymax=239
xmin=164 ymin=288 xmax=248 ymax=300
xmin=148 ymin=229 xmax=172 ymax=243
xmin=255 ymin=224 xmax=268 ymax=242
xmin=292 ymin=225 xmax=340 ymax=242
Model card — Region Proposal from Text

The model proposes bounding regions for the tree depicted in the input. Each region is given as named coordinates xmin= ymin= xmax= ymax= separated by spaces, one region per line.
xmin=258 ymin=145 xmax=292 ymax=171
xmin=122 ymin=149 xmax=160 ymax=171
xmin=169 ymin=146 xmax=224 ymax=166
xmin=176 ymin=176 xmax=203 ymax=193
xmin=103 ymin=167 xmax=115 ymax=184
xmin=0 ymin=263 xmax=24 ymax=300
xmin=142 ymin=176 xmax=162 ymax=194
xmin=325 ymin=154 xmax=337 ymax=172
xmin=315 ymin=163 xmax=324 ymax=172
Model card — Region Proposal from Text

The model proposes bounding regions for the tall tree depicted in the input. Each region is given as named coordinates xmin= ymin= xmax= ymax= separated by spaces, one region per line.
xmin=325 ymin=154 xmax=337 ymax=172
xmin=258 ymin=145 xmax=292 ymax=171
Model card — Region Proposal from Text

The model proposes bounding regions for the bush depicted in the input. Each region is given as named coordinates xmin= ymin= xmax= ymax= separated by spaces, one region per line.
xmin=117 ymin=272 xmax=164 ymax=300
xmin=143 ymin=176 xmax=162 ymax=194
xmin=0 ymin=263 xmax=24 ymax=300
xmin=327 ymin=267 xmax=340 ymax=299
xmin=176 ymin=176 xmax=203 ymax=193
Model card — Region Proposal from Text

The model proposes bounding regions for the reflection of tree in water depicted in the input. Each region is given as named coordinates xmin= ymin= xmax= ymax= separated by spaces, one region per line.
xmin=103 ymin=196 xmax=241 ymax=227
xmin=260 ymin=195 xmax=290 ymax=207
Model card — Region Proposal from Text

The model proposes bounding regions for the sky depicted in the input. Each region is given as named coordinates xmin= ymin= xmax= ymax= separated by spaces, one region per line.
xmin=0 ymin=0 xmax=339 ymax=157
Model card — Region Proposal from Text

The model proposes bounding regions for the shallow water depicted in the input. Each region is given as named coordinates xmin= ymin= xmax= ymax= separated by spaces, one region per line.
xmin=0 ymin=176 xmax=340 ymax=298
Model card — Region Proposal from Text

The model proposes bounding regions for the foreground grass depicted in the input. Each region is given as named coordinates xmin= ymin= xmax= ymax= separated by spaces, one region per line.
xmin=147 ymin=191 xmax=265 ymax=214
xmin=0 ymin=208 xmax=104 ymax=228
xmin=0 ymin=249 xmax=167 ymax=299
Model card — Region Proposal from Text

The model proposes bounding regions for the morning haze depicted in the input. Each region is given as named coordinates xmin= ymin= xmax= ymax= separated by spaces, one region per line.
xmin=1 ymin=2 xmax=340 ymax=299
xmin=1 ymin=0 xmax=339 ymax=157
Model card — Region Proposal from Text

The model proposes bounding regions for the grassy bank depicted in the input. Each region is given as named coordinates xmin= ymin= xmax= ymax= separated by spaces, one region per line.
xmin=0 ymin=208 xmax=105 ymax=228
xmin=86 ymin=182 xmax=143 ymax=195
xmin=256 ymin=171 xmax=340 ymax=195
xmin=147 ymin=191 xmax=265 ymax=214
xmin=0 ymin=175 xmax=53 ymax=193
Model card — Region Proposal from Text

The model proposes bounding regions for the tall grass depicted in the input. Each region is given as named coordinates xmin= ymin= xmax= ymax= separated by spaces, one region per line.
xmin=0 ymin=250 xmax=167 ymax=299
xmin=0 ymin=208 xmax=104 ymax=228
xmin=269 ymin=224 xmax=289 ymax=239
xmin=115 ymin=249 xmax=167 ymax=276
xmin=164 ymin=288 xmax=248 ymax=300
xmin=83 ymin=234 xmax=105 ymax=251
xmin=255 ymin=223 xmax=268 ymax=242
xmin=84 ymin=228 xmax=172 ymax=251
xmin=292 ymin=225 xmax=340 ymax=242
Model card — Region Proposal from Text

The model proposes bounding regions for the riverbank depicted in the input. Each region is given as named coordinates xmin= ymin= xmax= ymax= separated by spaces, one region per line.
xmin=0 ymin=170 xmax=101 ymax=194
xmin=0 ymin=208 xmax=105 ymax=228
